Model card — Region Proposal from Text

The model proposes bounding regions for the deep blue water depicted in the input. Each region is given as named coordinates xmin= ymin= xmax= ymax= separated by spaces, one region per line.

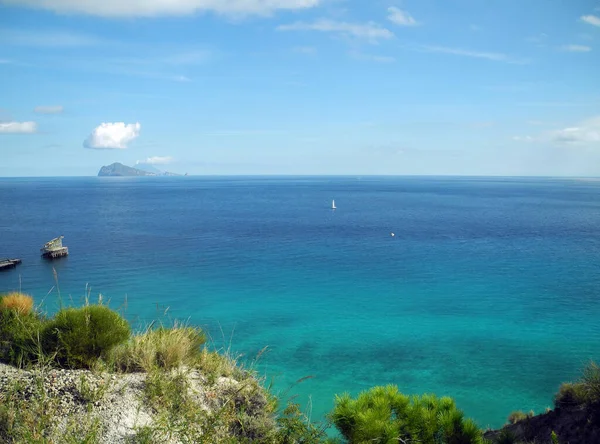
xmin=1 ymin=176 xmax=599 ymax=429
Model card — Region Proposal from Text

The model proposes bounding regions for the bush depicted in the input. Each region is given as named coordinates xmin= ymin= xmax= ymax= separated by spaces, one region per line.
xmin=109 ymin=324 xmax=205 ymax=372
xmin=0 ymin=293 xmax=34 ymax=316
xmin=0 ymin=308 xmax=44 ymax=367
xmin=275 ymin=401 xmax=329 ymax=443
xmin=554 ymin=383 xmax=586 ymax=408
xmin=42 ymin=304 xmax=130 ymax=369
xmin=554 ymin=362 xmax=600 ymax=408
xmin=330 ymin=385 xmax=484 ymax=444
xmin=506 ymin=410 xmax=533 ymax=425
xmin=581 ymin=361 xmax=600 ymax=403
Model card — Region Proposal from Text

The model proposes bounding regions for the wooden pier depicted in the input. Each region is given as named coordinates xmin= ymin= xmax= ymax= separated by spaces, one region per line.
xmin=41 ymin=236 xmax=69 ymax=260
xmin=0 ymin=258 xmax=22 ymax=271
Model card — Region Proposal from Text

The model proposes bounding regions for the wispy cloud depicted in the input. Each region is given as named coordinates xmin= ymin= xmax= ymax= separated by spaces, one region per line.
xmin=137 ymin=156 xmax=173 ymax=165
xmin=277 ymin=19 xmax=394 ymax=43
xmin=526 ymin=33 xmax=549 ymax=47
xmin=34 ymin=105 xmax=64 ymax=114
xmin=517 ymin=100 xmax=600 ymax=107
xmin=417 ymin=45 xmax=528 ymax=64
xmin=293 ymin=46 xmax=317 ymax=55
xmin=202 ymin=130 xmax=286 ymax=136
xmin=559 ymin=44 xmax=592 ymax=52
xmin=387 ymin=6 xmax=418 ymax=27
xmin=349 ymin=51 xmax=395 ymax=63
xmin=0 ymin=29 xmax=104 ymax=48
xmin=0 ymin=121 xmax=37 ymax=134
xmin=0 ymin=0 xmax=322 ymax=17
xmin=513 ymin=116 xmax=600 ymax=146
xmin=581 ymin=15 xmax=600 ymax=26
xmin=550 ymin=116 xmax=600 ymax=145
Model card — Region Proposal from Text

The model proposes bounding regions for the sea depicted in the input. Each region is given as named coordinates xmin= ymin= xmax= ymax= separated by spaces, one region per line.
xmin=1 ymin=176 xmax=599 ymax=430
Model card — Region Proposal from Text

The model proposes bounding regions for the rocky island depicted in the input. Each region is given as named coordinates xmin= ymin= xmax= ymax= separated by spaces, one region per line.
xmin=98 ymin=162 xmax=180 ymax=177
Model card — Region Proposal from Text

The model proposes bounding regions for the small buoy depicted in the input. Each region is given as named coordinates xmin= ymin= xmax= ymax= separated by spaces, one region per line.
xmin=390 ymin=232 xmax=395 ymax=237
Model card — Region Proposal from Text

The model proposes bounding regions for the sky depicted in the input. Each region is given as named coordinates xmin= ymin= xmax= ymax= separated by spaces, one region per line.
xmin=0 ymin=0 xmax=599 ymax=176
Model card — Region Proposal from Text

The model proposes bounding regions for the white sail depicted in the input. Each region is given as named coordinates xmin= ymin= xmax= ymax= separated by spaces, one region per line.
xmin=332 ymin=200 xmax=336 ymax=209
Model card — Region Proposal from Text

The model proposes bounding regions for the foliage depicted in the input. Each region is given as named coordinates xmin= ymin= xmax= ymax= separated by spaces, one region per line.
xmin=42 ymin=304 xmax=130 ymax=369
xmin=554 ymin=361 xmax=600 ymax=408
xmin=0 ymin=307 xmax=44 ymax=367
xmin=138 ymin=366 xmax=279 ymax=443
xmin=275 ymin=401 xmax=329 ymax=443
xmin=551 ymin=430 xmax=559 ymax=444
xmin=330 ymin=385 xmax=484 ymax=444
xmin=0 ymin=370 xmax=103 ymax=443
xmin=109 ymin=323 xmax=205 ymax=372
xmin=506 ymin=410 xmax=533 ymax=425
xmin=495 ymin=429 xmax=517 ymax=444
xmin=0 ymin=293 xmax=34 ymax=315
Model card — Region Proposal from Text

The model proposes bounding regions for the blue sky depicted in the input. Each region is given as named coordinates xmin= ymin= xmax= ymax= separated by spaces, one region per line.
xmin=1 ymin=0 xmax=599 ymax=176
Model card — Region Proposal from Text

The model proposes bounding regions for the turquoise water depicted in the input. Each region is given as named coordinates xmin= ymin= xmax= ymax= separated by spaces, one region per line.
xmin=1 ymin=176 xmax=599 ymax=429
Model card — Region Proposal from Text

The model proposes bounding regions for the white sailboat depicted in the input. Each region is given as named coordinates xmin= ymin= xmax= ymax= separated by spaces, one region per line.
xmin=331 ymin=199 xmax=337 ymax=210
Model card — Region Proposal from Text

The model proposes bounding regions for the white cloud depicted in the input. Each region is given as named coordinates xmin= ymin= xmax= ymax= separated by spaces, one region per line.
xmin=0 ymin=0 xmax=321 ymax=17
xmin=515 ymin=116 xmax=600 ymax=146
xmin=387 ymin=6 xmax=418 ymax=26
xmin=349 ymin=51 xmax=395 ymax=63
xmin=34 ymin=105 xmax=64 ymax=114
xmin=0 ymin=29 xmax=103 ymax=47
xmin=84 ymin=122 xmax=141 ymax=149
xmin=418 ymin=45 xmax=528 ymax=64
xmin=277 ymin=19 xmax=394 ymax=42
xmin=550 ymin=116 xmax=600 ymax=145
xmin=138 ymin=156 xmax=173 ymax=165
xmin=581 ymin=15 xmax=600 ymax=26
xmin=0 ymin=121 xmax=37 ymax=134
xmin=560 ymin=44 xmax=592 ymax=52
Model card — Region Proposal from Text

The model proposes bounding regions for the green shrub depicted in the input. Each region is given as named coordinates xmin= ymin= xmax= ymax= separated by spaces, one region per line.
xmin=0 ymin=308 xmax=44 ymax=367
xmin=554 ymin=362 xmax=600 ymax=408
xmin=109 ymin=324 xmax=205 ymax=372
xmin=275 ymin=401 xmax=329 ymax=443
xmin=42 ymin=304 xmax=130 ymax=369
xmin=581 ymin=361 xmax=600 ymax=403
xmin=330 ymin=385 xmax=483 ymax=444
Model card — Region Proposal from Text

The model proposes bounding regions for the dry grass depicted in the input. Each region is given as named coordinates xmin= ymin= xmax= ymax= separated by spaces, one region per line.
xmin=507 ymin=410 xmax=534 ymax=425
xmin=0 ymin=293 xmax=34 ymax=316
xmin=109 ymin=323 xmax=206 ymax=373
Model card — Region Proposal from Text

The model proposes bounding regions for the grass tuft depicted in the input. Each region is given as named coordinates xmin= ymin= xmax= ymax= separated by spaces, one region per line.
xmin=506 ymin=410 xmax=534 ymax=425
xmin=0 ymin=293 xmax=34 ymax=316
xmin=109 ymin=323 xmax=206 ymax=373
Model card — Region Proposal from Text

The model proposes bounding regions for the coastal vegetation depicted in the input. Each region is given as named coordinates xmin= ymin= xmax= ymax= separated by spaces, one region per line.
xmin=0 ymin=291 xmax=598 ymax=443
